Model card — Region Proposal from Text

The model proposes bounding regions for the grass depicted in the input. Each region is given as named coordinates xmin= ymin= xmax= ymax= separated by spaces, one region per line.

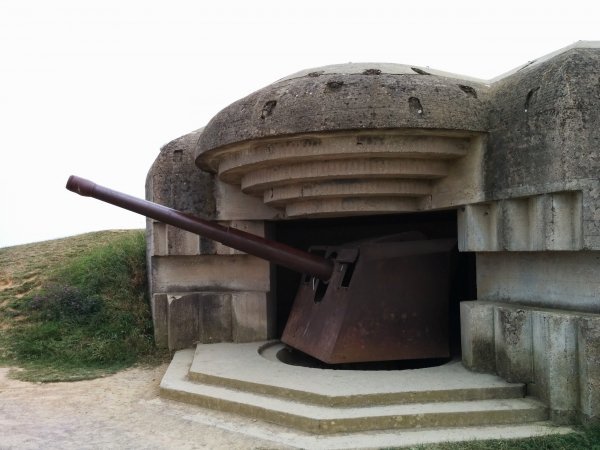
xmin=391 ymin=423 xmax=600 ymax=449
xmin=0 ymin=230 xmax=167 ymax=382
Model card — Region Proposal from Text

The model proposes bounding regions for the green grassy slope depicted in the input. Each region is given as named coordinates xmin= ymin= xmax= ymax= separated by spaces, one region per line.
xmin=0 ymin=230 xmax=165 ymax=382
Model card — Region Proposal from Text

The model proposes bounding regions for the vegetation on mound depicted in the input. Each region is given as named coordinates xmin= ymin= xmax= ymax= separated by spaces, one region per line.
xmin=397 ymin=422 xmax=600 ymax=449
xmin=0 ymin=230 xmax=166 ymax=382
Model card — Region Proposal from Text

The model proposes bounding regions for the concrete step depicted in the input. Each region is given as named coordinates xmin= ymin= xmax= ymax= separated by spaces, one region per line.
xmin=161 ymin=349 xmax=548 ymax=434
xmin=188 ymin=341 xmax=526 ymax=407
xmin=176 ymin=413 xmax=572 ymax=450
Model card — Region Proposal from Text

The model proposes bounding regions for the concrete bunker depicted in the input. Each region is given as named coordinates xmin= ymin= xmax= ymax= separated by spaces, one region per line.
xmin=144 ymin=42 xmax=599 ymax=426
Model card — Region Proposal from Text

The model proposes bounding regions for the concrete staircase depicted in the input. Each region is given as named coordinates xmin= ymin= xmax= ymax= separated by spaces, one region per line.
xmin=160 ymin=342 xmax=563 ymax=442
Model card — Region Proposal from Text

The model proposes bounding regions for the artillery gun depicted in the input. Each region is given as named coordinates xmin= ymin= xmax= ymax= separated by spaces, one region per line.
xmin=67 ymin=175 xmax=455 ymax=364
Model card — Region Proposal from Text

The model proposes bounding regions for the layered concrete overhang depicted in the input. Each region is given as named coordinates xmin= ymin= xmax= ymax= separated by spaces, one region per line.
xmin=195 ymin=63 xmax=488 ymax=217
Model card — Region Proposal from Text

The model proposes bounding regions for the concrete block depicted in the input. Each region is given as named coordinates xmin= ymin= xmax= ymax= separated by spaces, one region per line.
xmin=167 ymin=294 xmax=200 ymax=351
xmin=528 ymin=192 xmax=584 ymax=251
xmin=578 ymin=316 xmax=600 ymax=423
xmin=528 ymin=195 xmax=553 ymax=251
xmin=231 ymin=292 xmax=274 ymax=342
xmin=429 ymin=135 xmax=485 ymax=209
xmin=166 ymin=226 xmax=201 ymax=256
xmin=458 ymin=192 xmax=583 ymax=252
xmin=151 ymin=222 xmax=167 ymax=256
xmin=151 ymin=293 xmax=169 ymax=349
xmin=151 ymin=222 xmax=217 ymax=257
xmin=152 ymin=255 xmax=270 ymax=293
xmin=494 ymin=307 xmax=533 ymax=383
xmin=547 ymin=192 xmax=583 ymax=250
xmin=457 ymin=203 xmax=499 ymax=252
xmin=532 ymin=311 xmax=579 ymax=423
xmin=461 ymin=301 xmax=600 ymax=425
xmin=166 ymin=293 xmax=236 ymax=350
xmin=215 ymin=221 xmax=265 ymax=255
xmin=476 ymin=251 xmax=600 ymax=313
xmin=460 ymin=301 xmax=496 ymax=373
xmin=215 ymin=180 xmax=281 ymax=221
xmin=198 ymin=293 xmax=233 ymax=343
xmin=500 ymin=198 xmax=529 ymax=250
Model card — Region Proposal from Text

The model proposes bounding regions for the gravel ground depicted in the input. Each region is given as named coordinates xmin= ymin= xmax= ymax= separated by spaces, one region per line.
xmin=0 ymin=365 xmax=291 ymax=450
xmin=1 ymin=363 xmax=575 ymax=450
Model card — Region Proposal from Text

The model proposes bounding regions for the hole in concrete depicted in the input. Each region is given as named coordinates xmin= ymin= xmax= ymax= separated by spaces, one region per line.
xmin=411 ymin=67 xmax=430 ymax=75
xmin=524 ymin=87 xmax=539 ymax=113
xmin=458 ymin=84 xmax=478 ymax=98
xmin=275 ymin=346 xmax=450 ymax=370
xmin=172 ymin=149 xmax=183 ymax=162
xmin=260 ymin=100 xmax=277 ymax=119
xmin=326 ymin=80 xmax=344 ymax=90
xmin=409 ymin=97 xmax=424 ymax=115
xmin=307 ymin=71 xmax=324 ymax=77
xmin=362 ymin=68 xmax=382 ymax=75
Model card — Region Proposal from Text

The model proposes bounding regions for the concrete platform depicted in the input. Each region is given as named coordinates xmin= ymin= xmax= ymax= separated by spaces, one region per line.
xmin=189 ymin=341 xmax=525 ymax=406
xmin=160 ymin=341 xmax=565 ymax=440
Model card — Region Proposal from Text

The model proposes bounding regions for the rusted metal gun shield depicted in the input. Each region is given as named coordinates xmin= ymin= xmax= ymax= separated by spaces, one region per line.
xmin=282 ymin=238 xmax=456 ymax=364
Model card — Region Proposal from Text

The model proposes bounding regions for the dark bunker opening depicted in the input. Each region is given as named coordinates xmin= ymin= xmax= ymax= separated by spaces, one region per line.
xmin=269 ymin=209 xmax=476 ymax=369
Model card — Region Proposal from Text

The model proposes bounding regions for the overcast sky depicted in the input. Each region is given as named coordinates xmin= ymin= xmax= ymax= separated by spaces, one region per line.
xmin=1 ymin=0 xmax=598 ymax=247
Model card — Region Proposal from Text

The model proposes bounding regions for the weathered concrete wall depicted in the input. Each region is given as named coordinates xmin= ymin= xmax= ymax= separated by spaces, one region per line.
xmin=461 ymin=301 xmax=600 ymax=423
xmin=458 ymin=47 xmax=599 ymax=424
xmin=146 ymin=130 xmax=274 ymax=349
xmin=485 ymin=47 xmax=600 ymax=250
xmin=146 ymin=129 xmax=214 ymax=347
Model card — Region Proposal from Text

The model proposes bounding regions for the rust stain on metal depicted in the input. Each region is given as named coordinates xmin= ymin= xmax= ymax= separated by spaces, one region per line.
xmin=282 ymin=233 xmax=456 ymax=364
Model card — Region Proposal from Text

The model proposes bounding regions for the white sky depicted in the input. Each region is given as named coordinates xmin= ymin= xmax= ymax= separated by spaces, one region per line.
xmin=1 ymin=0 xmax=598 ymax=247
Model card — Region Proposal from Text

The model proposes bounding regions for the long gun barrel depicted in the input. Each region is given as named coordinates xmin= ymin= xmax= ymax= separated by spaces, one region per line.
xmin=66 ymin=175 xmax=334 ymax=281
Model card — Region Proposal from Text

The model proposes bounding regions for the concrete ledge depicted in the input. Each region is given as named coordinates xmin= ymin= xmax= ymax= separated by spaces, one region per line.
xmin=198 ymin=130 xmax=485 ymax=218
xmin=461 ymin=301 xmax=600 ymax=423
xmin=476 ymin=251 xmax=600 ymax=313
xmin=152 ymin=255 xmax=270 ymax=293
xmin=457 ymin=192 xmax=583 ymax=252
